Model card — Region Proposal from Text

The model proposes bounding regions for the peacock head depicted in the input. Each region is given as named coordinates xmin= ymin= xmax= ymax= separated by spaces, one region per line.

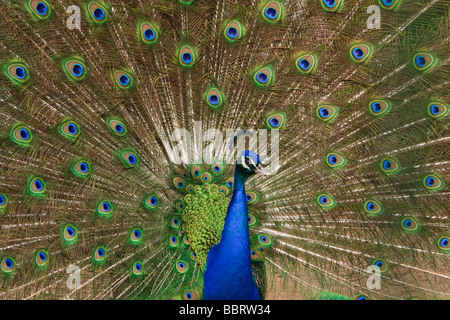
xmin=236 ymin=150 xmax=265 ymax=176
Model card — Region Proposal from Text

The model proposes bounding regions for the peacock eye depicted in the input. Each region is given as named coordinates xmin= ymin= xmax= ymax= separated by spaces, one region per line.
xmin=438 ymin=237 xmax=449 ymax=251
xmin=296 ymin=53 xmax=317 ymax=74
xmin=96 ymin=200 xmax=114 ymax=217
xmin=1 ymin=256 xmax=16 ymax=274
xmin=369 ymin=100 xmax=391 ymax=116
xmin=201 ymin=172 xmax=212 ymax=183
xmin=113 ymin=71 xmax=133 ymax=89
xmin=173 ymin=177 xmax=186 ymax=189
xmin=130 ymin=228 xmax=143 ymax=244
xmin=401 ymin=217 xmax=419 ymax=232
xmin=108 ymin=119 xmax=127 ymax=136
xmin=413 ymin=52 xmax=435 ymax=72
xmin=169 ymin=216 xmax=182 ymax=229
xmin=11 ymin=125 xmax=33 ymax=146
xmin=379 ymin=0 xmax=401 ymax=10
xmin=35 ymin=249 xmax=50 ymax=268
xmin=176 ymin=260 xmax=189 ymax=273
xmin=224 ymin=20 xmax=244 ymax=42
xmin=350 ymin=43 xmax=372 ymax=63
xmin=28 ymin=1 xmax=51 ymax=19
xmin=6 ymin=63 xmax=30 ymax=83
xmin=93 ymin=246 xmax=107 ymax=263
xmin=258 ymin=234 xmax=272 ymax=246
xmin=29 ymin=176 xmax=47 ymax=196
xmin=316 ymin=105 xmax=338 ymax=122
xmin=88 ymin=3 xmax=108 ymax=23
xmin=373 ymin=259 xmax=388 ymax=272
xmin=317 ymin=193 xmax=336 ymax=209
xmin=427 ymin=102 xmax=448 ymax=119
xmin=423 ymin=174 xmax=444 ymax=191
xmin=119 ymin=151 xmax=139 ymax=168
xmin=0 ymin=193 xmax=8 ymax=210
xmin=262 ymin=1 xmax=283 ymax=23
xmin=72 ymin=160 xmax=91 ymax=178
xmin=253 ymin=66 xmax=274 ymax=87
xmin=321 ymin=0 xmax=343 ymax=11
xmin=178 ymin=45 xmax=197 ymax=67
xmin=380 ymin=157 xmax=401 ymax=176
xmin=63 ymin=224 xmax=78 ymax=244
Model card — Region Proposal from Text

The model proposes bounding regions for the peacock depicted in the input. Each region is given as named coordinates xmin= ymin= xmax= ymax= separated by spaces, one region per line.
xmin=0 ymin=0 xmax=449 ymax=301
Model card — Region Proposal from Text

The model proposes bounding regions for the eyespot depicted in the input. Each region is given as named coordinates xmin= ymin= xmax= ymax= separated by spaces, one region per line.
xmin=413 ymin=52 xmax=435 ymax=72
xmin=428 ymin=102 xmax=448 ymax=119
xmin=248 ymin=214 xmax=258 ymax=227
xmin=28 ymin=0 xmax=51 ymax=19
xmin=5 ymin=63 xmax=29 ymax=83
xmin=88 ymin=2 xmax=108 ymax=23
xmin=363 ymin=199 xmax=383 ymax=215
xmin=169 ymin=235 xmax=180 ymax=248
xmin=205 ymin=87 xmax=225 ymax=109
xmin=63 ymin=59 xmax=86 ymax=81
xmin=369 ymin=100 xmax=391 ymax=116
xmin=423 ymin=174 xmax=444 ymax=191
xmin=59 ymin=121 xmax=81 ymax=141
xmin=258 ymin=234 xmax=272 ymax=246
xmin=1 ymin=256 xmax=16 ymax=275
xmin=350 ymin=43 xmax=372 ymax=63
xmin=226 ymin=178 xmax=234 ymax=189
xmin=372 ymin=259 xmax=388 ymax=272
xmin=211 ymin=163 xmax=225 ymax=175
xmin=190 ymin=165 xmax=202 ymax=179
xmin=178 ymin=45 xmax=197 ymax=67
xmin=325 ymin=152 xmax=347 ymax=169
xmin=96 ymin=200 xmax=114 ymax=217
xmin=129 ymin=228 xmax=143 ymax=244
xmin=143 ymin=194 xmax=159 ymax=210
xmin=62 ymin=224 xmax=78 ymax=243
xmin=28 ymin=176 xmax=47 ymax=196
xmin=320 ymin=0 xmax=343 ymax=12
xmin=107 ymin=118 xmax=127 ymax=136
xmin=182 ymin=236 xmax=190 ymax=246
xmin=401 ymin=217 xmax=419 ymax=232
xmin=114 ymin=70 xmax=133 ymax=89
xmin=34 ymin=249 xmax=49 ymax=269
xmin=174 ymin=200 xmax=186 ymax=212
xmin=71 ymin=159 xmax=91 ymax=178
xmin=119 ymin=150 xmax=139 ymax=168
xmin=295 ymin=53 xmax=317 ymax=74
xmin=176 ymin=260 xmax=189 ymax=273
xmin=173 ymin=177 xmax=186 ymax=190
xmin=354 ymin=294 xmax=370 ymax=300
xmin=378 ymin=0 xmax=401 ymax=10
xmin=316 ymin=193 xmax=336 ymax=209
xmin=246 ymin=192 xmax=258 ymax=204
xmin=224 ymin=20 xmax=244 ymax=42
xmin=140 ymin=22 xmax=159 ymax=44
xmin=262 ymin=1 xmax=283 ymax=23
xmin=190 ymin=251 xmax=197 ymax=261
xmin=183 ymin=289 xmax=200 ymax=300
xmin=266 ymin=112 xmax=286 ymax=130
xmin=201 ymin=172 xmax=212 ymax=183
xmin=132 ymin=261 xmax=144 ymax=276
xmin=437 ymin=236 xmax=449 ymax=251
xmin=169 ymin=216 xmax=182 ymax=230
xmin=219 ymin=186 xmax=229 ymax=195
xmin=316 ymin=105 xmax=339 ymax=122
xmin=0 ymin=193 xmax=8 ymax=211
xmin=253 ymin=66 xmax=274 ymax=87
xmin=10 ymin=125 xmax=33 ymax=146
xmin=185 ymin=184 xmax=194 ymax=194
xmin=93 ymin=246 xmax=107 ymax=263
xmin=380 ymin=157 xmax=401 ymax=176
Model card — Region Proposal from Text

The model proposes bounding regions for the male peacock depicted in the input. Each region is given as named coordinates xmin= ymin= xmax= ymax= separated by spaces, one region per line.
xmin=0 ymin=0 xmax=449 ymax=300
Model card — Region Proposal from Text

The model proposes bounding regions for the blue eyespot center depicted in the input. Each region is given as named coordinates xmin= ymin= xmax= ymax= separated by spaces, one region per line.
xmin=68 ymin=123 xmax=78 ymax=134
xmin=358 ymin=296 xmax=367 ymax=300
xmin=39 ymin=252 xmax=47 ymax=261
xmin=144 ymin=29 xmax=155 ymax=40
xmin=182 ymin=53 xmax=193 ymax=64
xmin=227 ymin=27 xmax=238 ymax=38
xmin=98 ymin=248 xmax=104 ymax=257
xmin=299 ymin=59 xmax=310 ymax=70
xmin=128 ymin=154 xmax=137 ymax=164
xmin=329 ymin=155 xmax=337 ymax=164
xmin=119 ymin=75 xmax=130 ymax=86
xmin=367 ymin=202 xmax=375 ymax=211
xmin=194 ymin=170 xmax=199 ymax=176
xmin=172 ymin=237 xmax=177 ymax=243
xmin=173 ymin=218 xmax=179 ymax=225
xmin=36 ymin=2 xmax=48 ymax=15
xmin=269 ymin=117 xmax=280 ymax=127
xmin=246 ymin=194 xmax=251 ymax=202
xmin=93 ymin=8 xmax=105 ymax=20
xmin=186 ymin=292 xmax=193 ymax=299
xmin=257 ymin=72 xmax=268 ymax=83
xmin=209 ymin=95 xmax=219 ymax=105
xmin=178 ymin=262 xmax=185 ymax=268
xmin=15 ymin=66 xmax=26 ymax=79
xmin=382 ymin=0 xmax=393 ymax=5
xmin=319 ymin=108 xmax=329 ymax=118
xmin=375 ymin=261 xmax=383 ymax=268
xmin=324 ymin=0 xmax=336 ymax=7
xmin=67 ymin=227 xmax=75 ymax=236
xmin=430 ymin=105 xmax=440 ymax=115
xmin=102 ymin=202 xmax=111 ymax=212
xmin=404 ymin=219 xmax=412 ymax=228
xmin=426 ymin=177 xmax=435 ymax=186
xmin=72 ymin=64 xmax=84 ymax=77
xmin=5 ymin=259 xmax=13 ymax=268
xmin=178 ymin=182 xmax=185 ymax=188
xmin=136 ymin=264 xmax=142 ymax=271
xmin=383 ymin=160 xmax=392 ymax=170
xmin=227 ymin=182 xmax=233 ymax=187
xmin=134 ymin=230 xmax=141 ymax=238
xmin=353 ymin=47 xmax=364 ymax=59
xmin=265 ymin=7 xmax=278 ymax=19
xmin=80 ymin=163 xmax=88 ymax=172
xmin=0 ymin=195 xmax=5 ymax=205
xmin=214 ymin=166 xmax=220 ymax=172
xmin=320 ymin=196 xmax=328 ymax=204
xmin=416 ymin=55 xmax=426 ymax=67
xmin=20 ymin=128 xmax=30 ymax=140
xmin=35 ymin=179 xmax=43 ymax=191
xmin=150 ymin=197 xmax=157 ymax=205
xmin=441 ymin=238 xmax=449 ymax=247
xmin=372 ymin=102 xmax=381 ymax=112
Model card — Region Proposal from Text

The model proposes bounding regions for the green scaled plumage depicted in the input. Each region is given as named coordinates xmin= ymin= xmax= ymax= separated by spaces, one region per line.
xmin=0 ymin=0 xmax=449 ymax=301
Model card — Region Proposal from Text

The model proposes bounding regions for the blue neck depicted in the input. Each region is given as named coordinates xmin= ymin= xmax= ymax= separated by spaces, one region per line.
xmin=203 ymin=170 xmax=260 ymax=300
